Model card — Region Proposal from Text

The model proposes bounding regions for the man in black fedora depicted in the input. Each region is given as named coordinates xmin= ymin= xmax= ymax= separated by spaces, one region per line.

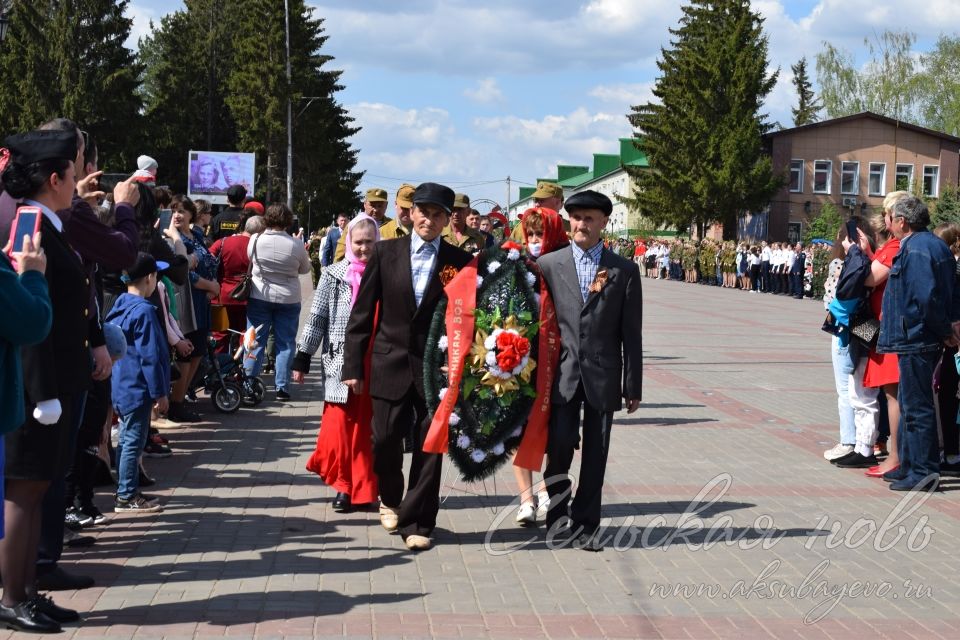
xmin=342 ymin=182 xmax=473 ymax=551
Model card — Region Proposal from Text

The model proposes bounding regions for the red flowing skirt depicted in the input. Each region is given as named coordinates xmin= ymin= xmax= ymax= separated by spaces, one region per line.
xmin=863 ymin=348 xmax=899 ymax=388
xmin=306 ymin=392 xmax=378 ymax=504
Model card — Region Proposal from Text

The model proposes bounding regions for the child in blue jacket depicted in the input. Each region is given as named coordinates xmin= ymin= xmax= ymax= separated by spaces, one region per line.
xmin=106 ymin=253 xmax=170 ymax=513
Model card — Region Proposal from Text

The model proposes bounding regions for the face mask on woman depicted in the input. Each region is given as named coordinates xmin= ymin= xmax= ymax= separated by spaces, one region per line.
xmin=527 ymin=242 xmax=542 ymax=258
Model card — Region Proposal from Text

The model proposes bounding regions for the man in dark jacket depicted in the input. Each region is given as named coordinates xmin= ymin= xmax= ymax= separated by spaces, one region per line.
xmin=208 ymin=184 xmax=247 ymax=241
xmin=877 ymin=196 xmax=960 ymax=491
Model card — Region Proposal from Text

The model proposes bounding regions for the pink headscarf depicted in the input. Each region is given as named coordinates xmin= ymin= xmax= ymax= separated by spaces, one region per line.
xmin=344 ymin=213 xmax=381 ymax=306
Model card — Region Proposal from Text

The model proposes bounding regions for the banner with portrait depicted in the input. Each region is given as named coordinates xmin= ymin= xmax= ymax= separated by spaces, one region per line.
xmin=186 ymin=151 xmax=256 ymax=205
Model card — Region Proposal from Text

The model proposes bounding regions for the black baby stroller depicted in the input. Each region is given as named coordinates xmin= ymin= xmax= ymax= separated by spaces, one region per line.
xmin=190 ymin=333 xmax=266 ymax=413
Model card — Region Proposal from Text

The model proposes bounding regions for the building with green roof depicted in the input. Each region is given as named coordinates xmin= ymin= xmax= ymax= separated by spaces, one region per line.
xmin=509 ymin=137 xmax=651 ymax=236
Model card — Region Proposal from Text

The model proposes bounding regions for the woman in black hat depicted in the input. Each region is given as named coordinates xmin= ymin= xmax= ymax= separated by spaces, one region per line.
xmin=0 ymin=130 xmax=89 ymax=632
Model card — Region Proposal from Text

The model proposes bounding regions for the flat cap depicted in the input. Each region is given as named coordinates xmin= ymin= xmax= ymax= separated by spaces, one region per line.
xmin=564 ymin=190 xmax=612 ymax=216
xmin=413 ymin=182 xmax=455 ymax=213
xmin=532 ymin=181 xmax=563 ymax=200
xmin=365 ymin=187 xmax=388 ymax=203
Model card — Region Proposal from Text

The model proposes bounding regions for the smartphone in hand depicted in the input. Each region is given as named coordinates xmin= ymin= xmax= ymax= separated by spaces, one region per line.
xmin=6 ymin=206 xmax=42 ymax=263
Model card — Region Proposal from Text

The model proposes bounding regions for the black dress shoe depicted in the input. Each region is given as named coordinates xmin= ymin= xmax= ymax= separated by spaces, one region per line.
xmin=834 ymin=452 xmax=878 ymax=468
xmin=31 ymin=594 xmax=80 ymax=623
xmin=332 ymin=492 xmax=352 ymax=513
xmin=572 ymin=531 xmax=605 ymax=552
xmin=883 ymin=469 xmax=907 ymax=483
xmin=35 ymin=566 xmax=95 ymax=591
xmin=0 ymin=600 xmax=62 ymax=633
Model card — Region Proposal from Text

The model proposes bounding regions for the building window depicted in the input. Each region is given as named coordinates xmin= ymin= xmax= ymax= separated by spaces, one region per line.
xmin=868 ymin=163 xmax=886 ymax=196
xmin=923 ymin=165 xmax=940 ymax=198
xmin=895 ymin=164 xmax=913 ymax=191
xmin=841 ymin=161 xmax=859 ymax=195
xmin=813 ymin=160 xmax=832 ymax=194
xmin=789 ymin=159 xmax=803 ymax=193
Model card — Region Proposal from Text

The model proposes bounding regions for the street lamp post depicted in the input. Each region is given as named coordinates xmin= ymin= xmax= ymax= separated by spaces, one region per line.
xmin=284 ymin=0 xmax=293 ymax=210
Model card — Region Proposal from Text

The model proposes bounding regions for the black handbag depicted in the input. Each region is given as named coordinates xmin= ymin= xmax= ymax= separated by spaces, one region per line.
xmin=229 ymin=234 xmax=259 ymax=302
xmin=849 ymin=305 xmax=880 ymax=348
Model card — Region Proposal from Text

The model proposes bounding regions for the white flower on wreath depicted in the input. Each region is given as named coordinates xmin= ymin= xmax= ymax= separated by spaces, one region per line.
xmin=456 ymin=434 xmax=471 ymax=449
xmin=510 ymin=426 xmax=523 ymax=438
xmin=492 ymin=442 xmax=505 ymax=455
xmin=484 ymin=328 xmax=502 ymax=350
xmin=507 ymin=248 xmax=520 ymax=261
xmin=486 ymin=260 xmax=501 ymax=274
xmin=437 ymin=335 xmax=448 ymax=352
xmin=485 ymin=351 xmax=497 ymax=367
xmin=449 ymin=412 xmax=461 ymax=426
xmin=477 ymin=275 xmax=484 ymax=287
xmin=471 ymin=449 xmax=487 ymax=462
xmin=438 ymin=387 xmax=448 ymax=400
xmin=525 ymin=271 xmax=536 ymax=287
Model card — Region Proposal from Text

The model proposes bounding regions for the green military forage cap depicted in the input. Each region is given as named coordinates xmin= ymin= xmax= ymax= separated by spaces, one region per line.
xmin=396 ymin=183 xmax=416 ymax=208
xmin=365 ymin=187 xmax=388 ymax=202
xmin=532 ymin=181 xmax=563 ymax=199
xmin=452 ymin=193 xmax=470 ymax=209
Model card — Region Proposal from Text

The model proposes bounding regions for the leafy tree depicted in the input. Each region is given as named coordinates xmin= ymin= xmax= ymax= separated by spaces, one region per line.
xmin=624 ymin=0 xmax=782 ymax=238
xmin=0 ymin=0 xmax=143 ymax=169
xmin=932 ymin=185 xmax=960 ymax=227
xmin=790 ymin=57 xmax=821 ymax=126
xmin=803 ymin=201 xmax=843 ymax=244
xmin=917 ymin=35 xmax=960 ymax=137
xmin=815 ymin=30 xmax=922 ymax=122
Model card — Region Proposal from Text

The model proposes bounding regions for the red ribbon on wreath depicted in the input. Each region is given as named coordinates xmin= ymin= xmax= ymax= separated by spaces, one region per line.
xmin=423 ymin=256 xmax=480 ymax=454
xmin=513 ymin=277 xmax=560 ymax=471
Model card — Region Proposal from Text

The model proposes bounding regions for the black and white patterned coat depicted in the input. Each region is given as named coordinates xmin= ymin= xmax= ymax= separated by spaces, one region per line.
xmin=295 ymin=260 xmax=353 ymax=403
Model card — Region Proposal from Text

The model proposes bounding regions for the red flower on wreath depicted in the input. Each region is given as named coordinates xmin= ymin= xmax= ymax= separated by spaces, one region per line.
xmin=494 ymin=331 xmax=530 ymax=372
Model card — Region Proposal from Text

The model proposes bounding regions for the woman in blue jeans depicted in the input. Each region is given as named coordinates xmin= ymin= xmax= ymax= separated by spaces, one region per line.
xmin=244 ymin=204 xmax=312 ymax=400
xmin=821 ymin=237 xmax=857 ymax=461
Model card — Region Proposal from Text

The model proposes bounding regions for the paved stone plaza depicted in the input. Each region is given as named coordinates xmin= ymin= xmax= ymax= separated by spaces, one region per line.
xmin=12 ymin=276 xmax=960 ymax=639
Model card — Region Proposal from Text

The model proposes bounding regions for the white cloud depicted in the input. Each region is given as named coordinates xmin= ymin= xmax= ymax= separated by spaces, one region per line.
xmin=125 ymin=1 xmax=159 ymax=49
xmin=347 ymin=102 xmax=453 ymax=147
xmin=589 ymin=82 xmax=657 ymax=108
xmin=463 ymin=78 xmax=504 ymax=105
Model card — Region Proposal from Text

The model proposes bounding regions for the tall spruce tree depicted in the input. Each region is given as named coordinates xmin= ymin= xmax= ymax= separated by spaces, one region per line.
xmin=791 ymin=57 xmax=821 ymax=126
xmin=139 ymin=0 xmax=361 ymax=221
xmin=0 ymin=0 xmax=143 ymax=169
xmin=139 ymin=0 xmax=237 ymax=192
xmin=624 ymin=0 xmax=782 ymax=237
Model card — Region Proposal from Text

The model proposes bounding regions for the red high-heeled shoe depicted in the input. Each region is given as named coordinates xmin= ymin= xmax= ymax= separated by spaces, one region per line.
xmin=865 ymin=465 xmax=898 ymax=478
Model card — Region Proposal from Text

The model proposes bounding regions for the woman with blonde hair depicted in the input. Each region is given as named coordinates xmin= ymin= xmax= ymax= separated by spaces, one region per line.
xmin=838 ymin=192 xmax=908 ymax=476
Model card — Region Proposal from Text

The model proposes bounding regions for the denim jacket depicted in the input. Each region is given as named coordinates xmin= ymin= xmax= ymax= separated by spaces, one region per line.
xmin=877 ymin=231 xmax=960 ymax=354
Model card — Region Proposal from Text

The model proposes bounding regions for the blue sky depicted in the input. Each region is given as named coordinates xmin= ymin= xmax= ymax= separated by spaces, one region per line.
xmin=128 ymin=0 xmax=955 ymax=209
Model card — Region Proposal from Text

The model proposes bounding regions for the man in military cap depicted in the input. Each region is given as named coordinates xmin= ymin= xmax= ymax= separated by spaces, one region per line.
xmin=380 ymin=183 xmax=416 ymax=240
xmin=442 ymin=193 xmax=485 ymax=254
xmin=512 ymin=181 xmax=568 ymax=241
xmin=335 ymin=187 xmax=393 ymax=261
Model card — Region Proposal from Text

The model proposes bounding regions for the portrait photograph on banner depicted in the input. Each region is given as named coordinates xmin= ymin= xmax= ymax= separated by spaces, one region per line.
xmin=186 ymin=150 xmax=256 ymax=204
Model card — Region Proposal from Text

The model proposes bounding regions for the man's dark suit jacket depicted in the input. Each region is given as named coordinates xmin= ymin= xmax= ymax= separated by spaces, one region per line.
xmin=342 ymin=234 xmax=472 ymax=401
xmin=538 ymin=245 xmax=643 ymax=412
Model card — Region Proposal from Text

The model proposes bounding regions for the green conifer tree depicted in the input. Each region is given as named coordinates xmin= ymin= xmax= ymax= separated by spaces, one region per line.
xmin=791 ymin=57 xmax=821 ymax=126
xmin=624 ymin=0 xmax=782 ymax=238
xmin=0 ymin=0 xmax=143 ymax=169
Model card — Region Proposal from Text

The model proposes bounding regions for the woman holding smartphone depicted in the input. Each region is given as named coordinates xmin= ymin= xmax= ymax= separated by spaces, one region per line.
xmin=0 ymin=130 xmax=88 ymax=632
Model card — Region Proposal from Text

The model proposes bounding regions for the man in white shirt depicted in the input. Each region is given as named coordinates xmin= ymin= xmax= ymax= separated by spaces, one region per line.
xmin=760 ymin=241 xmax=772 ymax=292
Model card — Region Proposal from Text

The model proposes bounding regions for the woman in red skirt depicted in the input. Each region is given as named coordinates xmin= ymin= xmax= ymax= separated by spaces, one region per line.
xmin=291 ymin=214 xmax=380 ymax=511
xmin=861 ymin=192 xmax=908 ymax=477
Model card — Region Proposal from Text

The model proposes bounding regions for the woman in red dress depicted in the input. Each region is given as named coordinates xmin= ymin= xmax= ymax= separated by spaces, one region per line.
xmin=512 ymin=207 xmax=569 ymax=525
xmin=209 ymin=214 xmax=264 ymax=352
xmin=861 ymin=191 xmax=909 ymax=477
xmin=291 ymin=214 xmax=380 ymax=512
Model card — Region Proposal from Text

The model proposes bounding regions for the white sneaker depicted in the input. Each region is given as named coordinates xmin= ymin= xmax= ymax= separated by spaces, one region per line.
xmin=515 ymin=502 xmax=536 ymax=525
xmin=536 ymin=491 xmax=550 ymax=517
xmin=823 ymin=444 xmax=854 ymax=461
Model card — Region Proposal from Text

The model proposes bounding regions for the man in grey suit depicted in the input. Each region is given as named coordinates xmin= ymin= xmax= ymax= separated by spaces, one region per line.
xmin=537 ymin=190 xmax=643 ymax=551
